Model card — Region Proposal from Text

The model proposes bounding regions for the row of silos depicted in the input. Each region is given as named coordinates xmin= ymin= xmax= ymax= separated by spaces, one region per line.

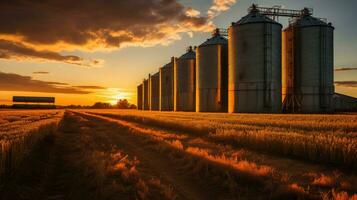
xmin=137 ymin=6 xmax=334 ymax=113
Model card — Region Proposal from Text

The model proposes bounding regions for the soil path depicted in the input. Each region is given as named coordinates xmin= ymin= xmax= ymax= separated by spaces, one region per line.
xmin=75 ymin=111 xmax=218 ymax=200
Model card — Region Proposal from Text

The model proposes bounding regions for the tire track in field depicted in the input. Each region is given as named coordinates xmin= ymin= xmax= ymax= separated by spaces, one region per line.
xmin=73 ymin=111 xmax=216 ymax=200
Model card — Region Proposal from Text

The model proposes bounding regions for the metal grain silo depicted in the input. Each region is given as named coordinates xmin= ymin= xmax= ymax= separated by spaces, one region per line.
xmin=160 ymin=57 xmax=175 ymax=111
xmin=137 ymin=84 xmax=143 ymax=110
xmin=174 ymin=46 xmax=196 ymax=111
xmin=196 ymin=29 xmax=228 ymax=112
xmin=142 ymin=79 xmax=149 ymax=110
xmin=282 ymin=11 xmax=334 ymax=113
xmin=149 ymin=72 xmax=160 ymax=111
xmin=228 ymin=7 xmax=282 ymax=113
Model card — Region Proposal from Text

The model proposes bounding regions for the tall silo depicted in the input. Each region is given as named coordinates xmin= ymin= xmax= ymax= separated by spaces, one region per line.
xmin=160 ymin=57 xmax=175 ymax=111
xmin=174 ymin=46 xmax=196 ymax=112
xmin=137 ymin=84 xmax=143 ymax=110
xmin=282 ymin=10 xmax=334 ymax=113
xmin=228 ymin=7 xmax=282 ymax=113
xmin=196 ymin=29 xmax=228 ymax=112
xmin=142 ymin=79 xmax=149 ymax=110
xmin=149 ymin=72 xmax=160 ymax=110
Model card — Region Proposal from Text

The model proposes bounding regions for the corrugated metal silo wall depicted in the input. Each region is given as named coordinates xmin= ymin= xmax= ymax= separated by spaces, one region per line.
xmin=196 ymin=45 xmax=228 ymax=112
xmin=142 ymin=79 xmax=149 ymax=110
xmin=149 ymin=73 xmax=160 ymax=110
xmin=298 ymin=25 xmax=334 ymax=112
xmin=283 ymin=24 xmax=334 ymax=113
xmin=159 ymin=62 xmax=174 ymax=111
xmin=228 ymin=23 xmax=282 ymax=113
xmin=174 ymin=57 xmax=196 ymax=111
xmin=282 ymin=26 xmax=295 ymax=112
xmin=137 ymin=84 xmax=143 ymax=110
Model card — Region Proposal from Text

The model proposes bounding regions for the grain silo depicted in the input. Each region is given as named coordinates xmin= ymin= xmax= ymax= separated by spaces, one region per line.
xmin=142 ymin=79 xmax=149 ymax=110
xmin=174 ymin=46 xmax=196 ymax=111
xmin=149 ymin=72 xmax=160 ymax=111
xmin=137 ymin=84 xmax=143 ymax=110
xmin=228 ymin=6 xmax=282 ymax=113
xmin=196 ymin=29 xmax=228 ymax=112
xmin=282 ymin=9 xmax=334 ymax=113
xmin=160 ymin=57 xmax=175 ymax=111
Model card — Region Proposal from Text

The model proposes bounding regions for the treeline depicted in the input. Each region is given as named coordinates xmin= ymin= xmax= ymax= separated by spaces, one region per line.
xmin=65 ymin=99 xmax=137 ymax=109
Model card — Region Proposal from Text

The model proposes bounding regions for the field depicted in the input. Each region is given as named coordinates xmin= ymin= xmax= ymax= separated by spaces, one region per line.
xmin=0 ymin=109 xmax=356 ymax=200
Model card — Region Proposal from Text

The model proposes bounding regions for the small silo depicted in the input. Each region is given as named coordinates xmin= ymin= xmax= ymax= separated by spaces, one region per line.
xmin=282 ymin=10 xmax=334 ymax=113
xmin=174 ymin=46 xmax=196 ymax=111
xmin=137 ymin=84 xmax=143 ymax=110
xmin=149 ymin=72 xmax=160 ymax=110
xmin=228 ymin=6 xmax=282 ymax=113
xmin=196 ymin=29 xmax=228 ymax=112
xmin=142 ymin=79 xmax=149 ymax=110
xmin=160 ymin=57 xmax=175 ymax=111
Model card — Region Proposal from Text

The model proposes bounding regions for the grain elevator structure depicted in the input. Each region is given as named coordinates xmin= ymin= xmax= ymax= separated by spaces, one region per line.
xmin=174 ymin=46 xmax=196 ymax=112
xmin=282 ymin=9 xmax=334 ymax=113
xmin=228 ymin=5 xmax=282 ymax=113
xmin=160 ymin=58 xmax=175 ymax=111
xmin=196 ymin=29 xmax=228 ymax=112
xmin=142 ymin=79 xmax=149 ymax=110
xmin=149 ymin=72 xmax=160 ymax=111
xmin=137 ymin=4 xmax=339 ymax=114
xmin=137 ymin=84 xmax=143 ymax=110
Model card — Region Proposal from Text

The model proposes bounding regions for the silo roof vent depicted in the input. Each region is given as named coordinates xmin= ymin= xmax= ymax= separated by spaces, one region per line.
xmin=179 ymin=46 xmax=196 ymax=60
xmin=199 ymin=29 xmax=228 ymax=47
xmin=233 ymin=8 xmax=281 ymax=26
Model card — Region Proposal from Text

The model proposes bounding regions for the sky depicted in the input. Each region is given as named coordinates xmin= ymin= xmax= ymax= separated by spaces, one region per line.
xmin=0 ymin=0 xmax=356 ymax=106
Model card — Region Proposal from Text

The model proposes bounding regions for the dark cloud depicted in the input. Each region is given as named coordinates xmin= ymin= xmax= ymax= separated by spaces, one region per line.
xmin=335 ymin=67 xmax=357 ymax=71
xmin=0 ymin=40 xmax=98 ymax=67
xmin=75 ymin=86 xmax=107 ymax=90
xmin=0 ymin=71 xmax=105 ymax=94
xmin=33 ymin=71 xmax=50 ymax=75
xmin=335 ymin=81 xmax=357 ymax=88
xmin=0 ymin=0 xmax=211 ymax=51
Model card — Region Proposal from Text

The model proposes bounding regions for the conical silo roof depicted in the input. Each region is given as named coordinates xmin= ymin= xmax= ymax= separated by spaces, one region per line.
xmin=232 ymin=6 xmax=281 ymax=26
xmin=179 ymin=46 xmax=196 ymax=60
xmin=295 ymin=15 xmax=333 ymax=28
xmin=199 ymin=29 xmax=228 ymax=47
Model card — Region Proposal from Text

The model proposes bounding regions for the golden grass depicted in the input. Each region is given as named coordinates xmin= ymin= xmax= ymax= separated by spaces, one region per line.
xmin=83 ymin=109 xmax=357 ymax=169
xmin=0 ymin=110 xmax=63 ymax=180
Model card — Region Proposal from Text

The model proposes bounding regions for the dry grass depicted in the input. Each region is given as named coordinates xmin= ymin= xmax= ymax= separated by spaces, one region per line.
xmin=0 ymin=110 xmax=63 ymax=180
xmin=77 ymin=109 xmax=357 ymax=199
xmin=84 ymin=109 xmax=357 ymax=169
xmin=1 ymin=109 xmax=356 ymax=199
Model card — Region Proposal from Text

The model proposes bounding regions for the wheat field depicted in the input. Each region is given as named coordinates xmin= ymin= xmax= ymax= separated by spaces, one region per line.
xmin=0 ymin=109 xmax=356 ymax=200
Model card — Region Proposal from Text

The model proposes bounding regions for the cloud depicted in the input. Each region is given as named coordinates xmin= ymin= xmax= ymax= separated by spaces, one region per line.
xmin=186 ymin=7 xmax=201 ymax=17
xmin=75 ymin=86 xmax=107 ymax=90
xmin=335 ymin=67 xmax=357 ymax=71
xmin=0 ymin=71 xmax=105 ymax=94
xmin=207 ymin=0 xmax=237 ymax=18
xmin=335 ymin=81 xmax=357 ymax=88
xmin=0 ymin=40 xmax=99 ymax=67
xmin=33 ymin=71 xmax=50 ymax=75
xmin=0 ymin=0 xmax=213 ymax=54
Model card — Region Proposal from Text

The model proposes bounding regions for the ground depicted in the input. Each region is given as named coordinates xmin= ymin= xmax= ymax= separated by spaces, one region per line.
xmin=0 ymin=109 xmax=356 ymax=200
